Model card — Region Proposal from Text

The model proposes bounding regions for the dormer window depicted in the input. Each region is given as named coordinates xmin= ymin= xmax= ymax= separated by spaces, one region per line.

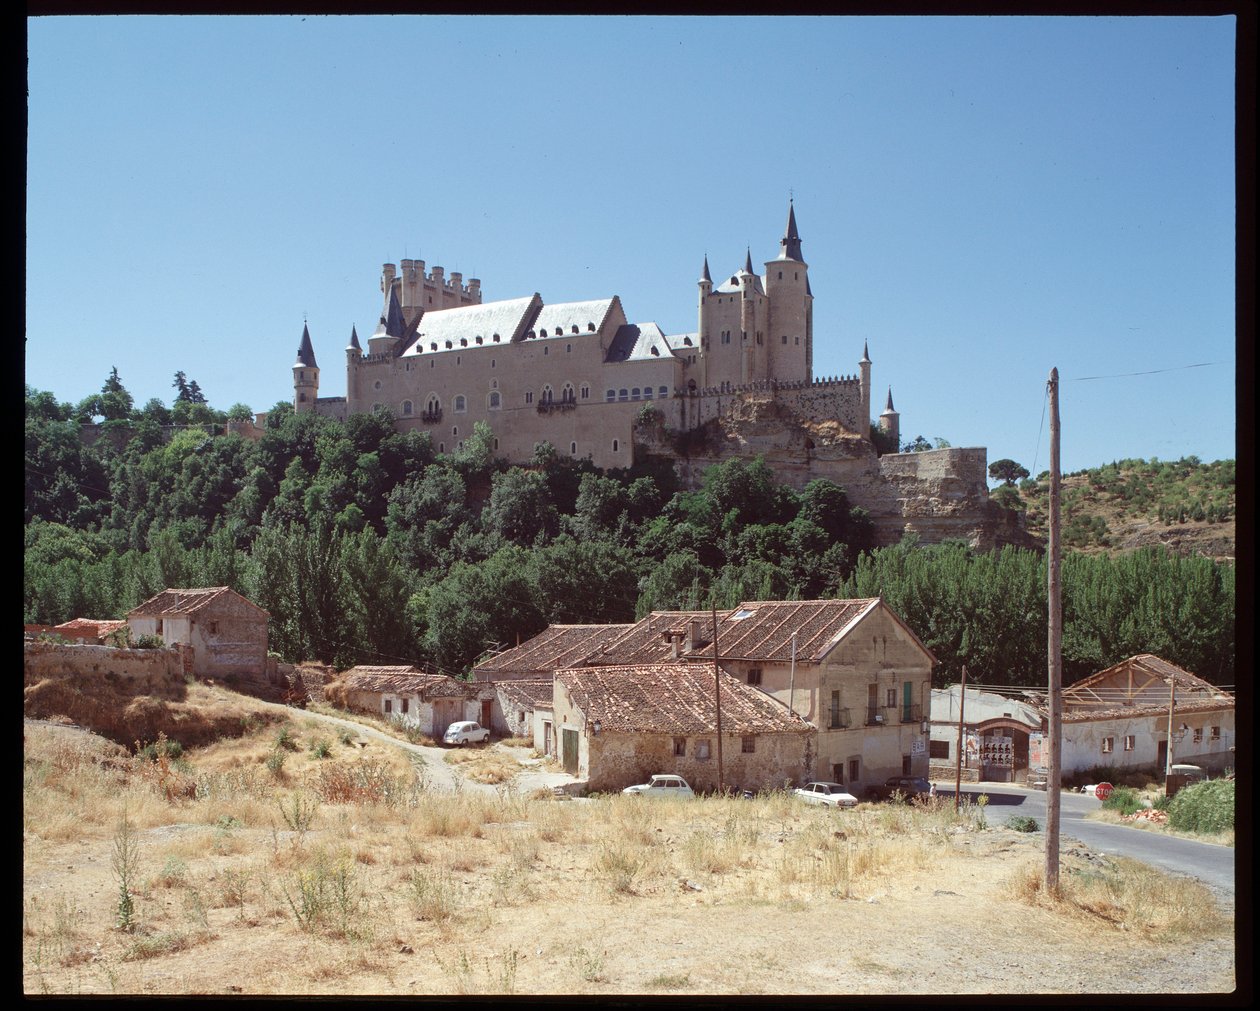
xmin=460 ymin=338 xmax=468 ymax=347
xmin=683 ymin=337 xmax=692 ymax=346
xmin=493 ymin=334 xmax=500 ymax=342
xmin=475 ymin=336 xmax=483 ymax=344
xmin=445 ymin=340 xmax=453 ymax=349
xmin=430 ymin=342 xmax=437 ymax=351
xmin=571 ymin=325 xmax=578 ymax=334
xmin=650 ymin=346 xmax=659 ymax=356
xmin=587 ymin=322 xmax=595 ymax=331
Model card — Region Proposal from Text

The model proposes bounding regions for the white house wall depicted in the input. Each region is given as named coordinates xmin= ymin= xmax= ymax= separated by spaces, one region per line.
xmin=1062 ymin=709 xmax=1236 ymax=776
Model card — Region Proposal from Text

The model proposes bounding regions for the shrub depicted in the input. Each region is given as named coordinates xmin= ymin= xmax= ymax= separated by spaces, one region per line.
xmin=133 ymin=634 xmax=165 ymax=649
xmin=309 ymin=738 xmax=331 ymax=759
xmin=1007 ymin=816 xmax=1040 ymax=833
xmin=1168 ymin=779 xmax=1234 ymax=834
xmin=265 ymin=748 xmax=286 ymax=776
xmin=1101 ymin=787 xmax=1143 ymax=817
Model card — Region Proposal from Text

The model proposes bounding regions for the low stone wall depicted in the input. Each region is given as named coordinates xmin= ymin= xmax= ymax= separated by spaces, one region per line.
xmin=929 ymin=761 xmax=981 ymax=783
xmin=23 ymin=640 xmax=185 ymax=696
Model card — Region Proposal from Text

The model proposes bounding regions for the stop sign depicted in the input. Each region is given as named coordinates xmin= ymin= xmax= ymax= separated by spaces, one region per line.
xmin=1094 ymin=782 xmax=1114 ymax=801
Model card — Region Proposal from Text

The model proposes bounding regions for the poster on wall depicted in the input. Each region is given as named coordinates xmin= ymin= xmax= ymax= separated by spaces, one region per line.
xmin=1029 ymin=731 xmax=1046 ymax=772
xmin=964 ymin=732 xmax=979 ymax=767
xmin=911 ymin=736 xmax=925 ymax=755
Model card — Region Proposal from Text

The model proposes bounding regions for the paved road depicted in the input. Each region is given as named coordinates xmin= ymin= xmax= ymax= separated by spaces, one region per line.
xmin=936 ymin=781 xmax=1236 ymax=898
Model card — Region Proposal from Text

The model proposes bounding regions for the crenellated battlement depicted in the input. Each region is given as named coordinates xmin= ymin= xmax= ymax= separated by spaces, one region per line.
xmin=383 ymin=260 xmax=482 ymax=299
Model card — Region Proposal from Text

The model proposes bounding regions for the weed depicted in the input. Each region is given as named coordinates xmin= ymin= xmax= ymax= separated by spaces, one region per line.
xmin=280 ymin=853 xmax=360 ymax=935
xmin=152 ymin=856 xmax=188 ymax=889
xmin=316 ymin=758 xmax=422 ymax=807
xmin=183 ymin=885 xmax=209 ymax=928
xmin=220 ymin=868 xmax=251 ymax=917
xmin=570 ymin=946 xmax=609 ymax=983
xmin=1168 ymin=779 xmax=1233 ymax=834
xmin=276 ymin=790 xmax=320 ymax=833
xmin=110 ymin=808 xmax=141 ymax=933
xmin=1102 ymin=787 xmax=1143 ymax=817
xmin=409 ymin=868 xmax=459 ymax=922
xmin=265 ymin=747 xmax=287 ymax=776
xmin=123 ymin=931 xmax=195 ymax=961
xmin=647 ymin=972 xmax=692 ymax=989
xmin=337 ymin=727 xmax=356 ymax=746
xmin=310 ymin=737 xmax=332 ymax=759
xmin=1007 ymin=815 xmax=1041 ymax=833
xmin=595 ymin=842 xmax=644 ymax=894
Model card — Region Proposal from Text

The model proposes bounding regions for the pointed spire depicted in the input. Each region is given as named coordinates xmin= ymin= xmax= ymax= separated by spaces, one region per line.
xmin=347 ymin=325 xmax=361 ymax=352
xmin=384 ymin=282 xmax=406 ymax=339
xmin=701 ymin=255 xmax=712 ymax=284
xmin=743 ymin=247 xmax=754 ymax=274
xmin=295 ymin=323 xmax=317 ymax=368
xmin=860 ymin=340 xmax=871 ymax=364
xmin=779 ymin=199 xmax=803 ymax=261
xmin=883 ymin=387 xmax=896 ymax=413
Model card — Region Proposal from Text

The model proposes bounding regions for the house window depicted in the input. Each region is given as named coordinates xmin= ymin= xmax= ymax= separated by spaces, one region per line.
xmin=1102 ymin=737 xmax=1114 ymax=754
xmin=696 ymin=739 xmax=711 ymax=760
xmin=673 ymin=737 xmax=686 ymax=757
xmin=384 ymin=699 xmax=392 ymax=714
xmin=1123 ymin=735 xmax=1135 ymax=751
xmin=829 ymin=690 xmax=841 ymax=729
xmin=930 ymin=739 xmax=950 ymax=759
xmin=401 ymin=698 xmax=409 ymax=714
xmin=207 ymin=620 xmax=219 ymax=635
xmin=1193 ymin=727 xmax=1203 ymax=744
xmin=832 ymin=763 xmax=844 ymax=784
xmin=886 ymin=688 xmax=896 ymax=709
xmin=746 ymin=668 xmax=762 ymax=686
xmin=155 ymin=619 xmax=163 ymax=636
xmin=782 ymin=335 xmax=788 ymax=344
xmin=848 ymin=758 xmax=860 ymax=783
xmin=741 ymin=736 xmax=755 ymax=754
xmin=1211 ymin=726 xmax=1221 ymax=740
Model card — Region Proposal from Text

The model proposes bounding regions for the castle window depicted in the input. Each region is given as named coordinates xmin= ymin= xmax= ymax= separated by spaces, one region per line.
xmin=567 ymin=342 xmax=573 ymax=350
xmin=445 ymin=341 xmax=452 ymax=349
xmin=570 ymin=442 xmax=577 ymax=455
xmin=544 ymin=346 xmax=549 ymax=355
xmin=541 ymin=385 xmax=554 ymax=404
xmin=757 ymin=333 xmax=763 ymax=345
xmin=587 ymin=322 xmax=595 ymax=331
xmin=402 ymin=400 xmax=413 ymax=416
xmin=426 ymin=395 xmax=440 ymax=414
xmin=580 ymin=386 xmax=590 ymax=400
xmin=475 ymin=336 xmax=483 ymax=344
xmin=488 ymin=391 xmax=501 ymax=410
xmin=431 ymin=343 xmax=437 ymax=351
xmin=659 ymin=386 xmax=668 ymax=397
xmin=778 ymin=271 xmax=782 ymax=280
xmin=683 ymin=337 xmax=692 ymax=346
xmin=606 ymin=390 xmax=615 ymax=402
xmin=374 ymin=380 xmax=382 ymax=390
xmin=612 ymin=439 xmax=619 ymax=453
xmin=372 ymin=402 xmax=383 ymax=414
xmin=631 ymin=388 xmax=640 ymax=400
xmin=618 ymin=389 xmax=628 ymax=401
xmin=643 ymin=387 xmax=653 ymax=399
xmin=439 ymin=443 xmax=445 ymax=452
xmin=491 ymin=360 xmax=496 ymax=368
xmin=650 ymin=346 xmax=659 ymax=356
xmin=525 ymin=391 xmax=534 ymax=405
xmin=452 ymin=426 xmax=458 ymax=437
xmin=493 ymin=438 xmax=499 ymax=450
xmin=457 ymin=356 xmax=461 ymax=365
xmin=493 ymin=334 xmax=501 ymax=342
xmin=561 ymin=383 xmax=575 ymax=403
xmin=460 ymin=338 xmax=467 ymax=347
xmin=454 ymin=395 xmax=467 ymax=413
xmin=782 ymin=335 xmax=787 ymax=344
xmin=795 ymin=337 xmax=800 ymax=345
xmin=298 ymin=392 xmax=307 ymax=402
xmin=571 ymin=326 xmax=578 ymax=334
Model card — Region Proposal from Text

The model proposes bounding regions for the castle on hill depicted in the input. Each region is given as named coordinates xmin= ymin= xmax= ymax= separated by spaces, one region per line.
xmin=291 ymin=203 xmax=901 ymax=469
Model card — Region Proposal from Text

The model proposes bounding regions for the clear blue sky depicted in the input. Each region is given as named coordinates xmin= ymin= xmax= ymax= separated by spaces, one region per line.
xmin=26 ymin=14 xmax=1237 ymax=477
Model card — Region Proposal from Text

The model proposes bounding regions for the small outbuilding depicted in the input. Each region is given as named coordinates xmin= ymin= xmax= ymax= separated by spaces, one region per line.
xmin=334 ymin=666 xmax=470 ymax=740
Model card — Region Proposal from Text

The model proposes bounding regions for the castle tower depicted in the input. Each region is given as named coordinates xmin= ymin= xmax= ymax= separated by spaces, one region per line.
xmin=368 ymin=280 xmax=408 ymax=357
xmin=859 ymin=339 xmax=872 ymax=433
xmin=764 ymin=200 xmax=811 ymax=383
xmin=879 ymin=387 xmax=900 ymax=448
xmin=697 ymin=254 xmax=714 ymax=387
xmin=293 ymin=323 xmax=319 ymax=412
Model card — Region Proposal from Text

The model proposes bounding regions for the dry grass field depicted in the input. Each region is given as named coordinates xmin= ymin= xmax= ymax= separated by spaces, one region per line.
xmin=22 ymin=701 xmax=1236 ymax=996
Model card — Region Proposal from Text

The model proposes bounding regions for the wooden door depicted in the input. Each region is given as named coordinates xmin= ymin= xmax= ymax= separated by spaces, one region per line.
xmin=562 ymin=728 xmax=579 ymax=774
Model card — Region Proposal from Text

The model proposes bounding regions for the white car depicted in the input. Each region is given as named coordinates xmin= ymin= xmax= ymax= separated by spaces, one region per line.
xmin=794 ymin=781 xmax=859 ymax=808
xmin=442 ymin=721 xmax=490 ymax=746
xmin=621 ymin=774 xmax=695 ymax=798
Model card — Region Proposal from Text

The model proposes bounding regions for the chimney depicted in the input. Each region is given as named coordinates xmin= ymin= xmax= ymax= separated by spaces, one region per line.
xmin=685 ymin=618 xmax=702 ymax=655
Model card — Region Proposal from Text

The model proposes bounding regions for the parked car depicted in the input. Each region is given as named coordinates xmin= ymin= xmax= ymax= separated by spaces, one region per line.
xmin=794 ymin=781 xmax=859 ymax=808
xmin=865 ymin=776 xmax=935 ymax=802
xmin=442 ymin=721 xmax=490 ymax=746
xmin=621 ymin=774 xmax=695 ymax=799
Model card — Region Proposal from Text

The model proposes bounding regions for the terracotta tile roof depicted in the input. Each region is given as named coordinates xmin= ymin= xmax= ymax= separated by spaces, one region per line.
xmin=696 ymin=599 xmax=883 ymax=663
xmin=471 ymin=624 xmax=634 ymax=677
xmin=1021 ymin=655 xmax=1235 ymax=722
xmin=54 ymin=618 xmax=126 ymax=636
xmin=494 ymin=679 xmax=554 ymax=708
xmin=127 ymin=587 xmax=267 ymax=618
xmin=589 ymin=612 xmax=719 ymax=666
xmin=341 ymin=668 xmax=468 ymax=697
xmin=556 ymin=663 xmax=812 ymax=736
xmin=1062 ymin=698 xmax=1234 ymax=723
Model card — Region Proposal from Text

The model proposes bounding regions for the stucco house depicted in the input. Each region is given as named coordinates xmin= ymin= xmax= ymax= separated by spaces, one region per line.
xmin=126 ymin=587 xmax=268 ymax=680
xmin=334 ymin=666 xmax=471 ymax=739
xmin=494 ymin=679 xmax=554 ymax=738
xmin=543 ymin=663 xmax=813 ymax=792
xmin=1056 ymin=655 xmax=1235 ymax=777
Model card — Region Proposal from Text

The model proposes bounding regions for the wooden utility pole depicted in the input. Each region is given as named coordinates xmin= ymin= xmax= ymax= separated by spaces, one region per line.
xmin=1046 ymin=367 xmax=1063 ymax=892
xmin=711 ymin=601 xmax=724 ymax=795
xmin=954 ymin=665 xmax=968 ymax=813
xmin=1165 ymin=677 xmax=1177 ymax=776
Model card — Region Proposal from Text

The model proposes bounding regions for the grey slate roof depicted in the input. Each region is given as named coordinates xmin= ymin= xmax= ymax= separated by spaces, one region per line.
xmin=347 ymin=325 xmax=361 ymax=352
xmin=777 ymin=201 xmax=803 ymax=261
xmin=399 ymin=295 xmax=542 ymax=357
xmin=295 ymin=324 xmax=318 ymax=368
xmin=664 ymin=332 xmax=699 ymax=352
xmin=606 ymin=322 xmax=679 ymax=364
xmin=532 ymin=298 xmax=619 ymax=339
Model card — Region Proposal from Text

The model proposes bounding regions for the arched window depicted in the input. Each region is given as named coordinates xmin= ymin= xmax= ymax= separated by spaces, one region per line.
xmin=570 ymin=442 xmax=577 ymax=455
xmin=631 ymin=388 xmax=641 ymax=400
xmin=541 ymin=385 xmax=554 ymax=404
xmin=618 ymin=389 xmax=628 ymax=401
xmin=606 ymin=389 xmax=616 ymax=402
xmin=642 ymin=387 xmax=653 ymax=399
xmin=659 ymin=386 xmax=668 ymax=398
xmin=561 ymin=383 xmax=575 ymax=403
xmin=454 ymin=395 xmax=467 ymax=413
xmin=402 ymin=400 xmax=413 ymax=416
xmin=488 ymin=391 xmax=501 ymax=410
xmin=452 ymin=426 xmax=458 ymax=437
xmin=612 ymin=439 xmax=619 ymax=453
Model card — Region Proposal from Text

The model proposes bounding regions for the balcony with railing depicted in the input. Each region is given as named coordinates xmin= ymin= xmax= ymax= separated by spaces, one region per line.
xmin=865 ymin=706 xmax=888 ymax=727
xmin=898 ymin=703 xmax=922 ymax=724
xmin=420 ymin=407 xmax=442 ymax=423
xmin=827 ymin=707 xmax=852 ymax=730
xmin=537 ymin=399 xmax=577 ymax=415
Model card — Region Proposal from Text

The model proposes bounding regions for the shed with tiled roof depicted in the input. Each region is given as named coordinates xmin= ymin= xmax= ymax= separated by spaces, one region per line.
xmin=126 ymin=587 xmax=268 ymax=680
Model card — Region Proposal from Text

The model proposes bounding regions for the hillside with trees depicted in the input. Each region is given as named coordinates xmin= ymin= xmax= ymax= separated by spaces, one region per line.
xmin=990 ymin=457 xmax=1235 ymax=560
xmin=24 ymin=375 xmax=1236 ymax=689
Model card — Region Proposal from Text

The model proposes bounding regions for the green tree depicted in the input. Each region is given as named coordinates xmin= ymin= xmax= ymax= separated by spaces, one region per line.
xmin=989 ymin=459 xmax=1031 ymax=486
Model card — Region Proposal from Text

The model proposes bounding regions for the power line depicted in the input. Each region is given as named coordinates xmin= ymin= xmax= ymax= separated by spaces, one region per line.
xmin=1070 ymin=362 xmax=1220 ymax=382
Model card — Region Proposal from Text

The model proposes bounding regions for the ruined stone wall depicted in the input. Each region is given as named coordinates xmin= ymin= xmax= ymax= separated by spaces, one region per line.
xmin=23 ymin=640 xmax=184 ymax=696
